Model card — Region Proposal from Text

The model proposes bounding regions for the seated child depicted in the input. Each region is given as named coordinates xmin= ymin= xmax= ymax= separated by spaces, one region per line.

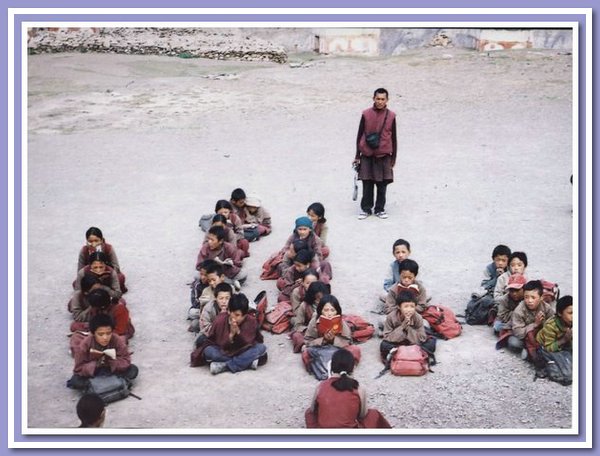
xmin=303 ymin=294 xmax=360 ymax=380
xmin=290 ymin=281 xmax=330 ymax=353
xmin=204 ymin=293 xmax=268 ymax=375
xmin=189 ymin=259 xmax=217 ymax=311
xmin=306 ymin=202 xmax=329 ymax=258
xmin=69 ymin=273 xmax=102 ymax=323
xmin=290 ymin=268 xmax=320 ymax=313
xmin=305 ymin=348 xmax=392 ymax=429
xmin=230 ymin=187 xmax=247 ymax=221
xmin=384 ymin=259 xmax=428 ymax=314
xmin=77 ymin=226 xmax=127 ymax=294
xmin=282 ymin=217 xmax=329 ymax=270
xmin=215 ymin=199 xmax=250 ymax=258
xmin=74 ymin=251 xmax=122 ymax=302
xmin=67 ymin=314 xmax=138 ymax=390
xmin=195 ymin=226 xmax=246 ymax=289
xmin=277 ymin=249 xmax=314 ymax=302
xmin=494 ymin=251 xmax=528 ymax=299
xmin=536 ymin=295 xmax=573 ymax=354
xmin=508 ymin=280 xmax=555 ymax=362
xmin=380 ymin=290 xmax=430 ymax=361
xmin=193 ymin=282 xmax=233 ymax=341
xmin=242 ymin=194 xmax=272 ymax=241
xmin=492 ymin=273 xmax=526 ymax=334
xmin=87 ymin=288 xmax=134 ymax=340
xmin=76 ymin=393 xmax=106 ymax=428
xmin=382 ymin=238 xmax=411 ymax=294
xmin=205 ymin=214 xmax=237 ymax=245
xmin=481 ymin=244 xmax=511 ymax=295
xmin=277 ymin=239 xmax=309 ymax=278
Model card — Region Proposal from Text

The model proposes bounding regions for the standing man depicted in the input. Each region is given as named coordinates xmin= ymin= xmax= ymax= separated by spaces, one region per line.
xmin=353 ymin=88 xmax=397 ymax=220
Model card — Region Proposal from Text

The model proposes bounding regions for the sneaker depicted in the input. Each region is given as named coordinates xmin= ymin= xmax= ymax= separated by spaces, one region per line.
xmin=520 ymin=349 xmax=529 ymax=360
xmin=210 ymin=361 xmax=229 ymax=375
xmin=250 ymin=359 xmax=259 ymax=370
xmin=375 ymin=211 xmax=388 ymax=219
xmin=232 ymin=280 xmax=241 ymax=292
xmin=358 ymin=211 xmax=370 ymax=220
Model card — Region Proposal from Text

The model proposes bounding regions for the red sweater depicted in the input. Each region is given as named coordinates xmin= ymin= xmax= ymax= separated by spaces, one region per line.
xmin=208 ymin=312 xmax=263 ymax=356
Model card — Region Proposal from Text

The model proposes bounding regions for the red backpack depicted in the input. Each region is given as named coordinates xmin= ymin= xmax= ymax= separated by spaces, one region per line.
xmin=390 ymin=345 xmax=429 ymax=376
xmin=261 ymin=301 xmax=293 ymax=334
xmin=260 ymin=251 xmax=284 ymax=280
xmin=252 ymin=290 xmax=268 ymax=327
xmin=342 ymin=314 xmax=375 ymax=343
xmin=422 ymin=305 xmax=462 ymax=339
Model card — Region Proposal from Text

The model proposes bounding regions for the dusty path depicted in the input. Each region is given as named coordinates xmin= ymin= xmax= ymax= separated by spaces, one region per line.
xmin=25 ymin=47 xmax=574 ymax=430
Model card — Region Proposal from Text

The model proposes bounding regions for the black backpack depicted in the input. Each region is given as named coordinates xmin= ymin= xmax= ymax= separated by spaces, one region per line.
xmin=464 ymin=294 xmax=495 ymax=325
xmin=538 ymin=350 xmax=572 ymax=386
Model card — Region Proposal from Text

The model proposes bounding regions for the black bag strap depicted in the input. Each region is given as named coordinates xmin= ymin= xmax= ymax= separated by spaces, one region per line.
xmin=377 ymin=109 xmax=389 ymax=136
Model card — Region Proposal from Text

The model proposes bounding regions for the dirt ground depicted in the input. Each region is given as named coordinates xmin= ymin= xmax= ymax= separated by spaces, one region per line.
xmin=25 ymin=46 xmax=574 ymax=431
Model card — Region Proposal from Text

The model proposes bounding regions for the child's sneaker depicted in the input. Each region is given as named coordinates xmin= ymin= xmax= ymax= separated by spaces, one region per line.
xmin=520 ymin=348 xmax=529 ymax=360
xmin=358 ymin=211 xmax=370 ymax=220
xmin=375 ymin=211 xmax=388 ymax=219
xmin=210 ymin=361 xmax=229 ymax=375
xmin=250 ymin=359 xmax=259 ymax=370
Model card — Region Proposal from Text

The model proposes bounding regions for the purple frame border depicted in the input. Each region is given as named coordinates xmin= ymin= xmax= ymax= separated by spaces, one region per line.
xmin=2 ymin=3 xmax=592 ymax=451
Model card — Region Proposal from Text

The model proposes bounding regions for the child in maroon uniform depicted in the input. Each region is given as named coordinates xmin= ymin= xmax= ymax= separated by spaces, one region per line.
xmin=305 ymin=349 xmax=391 ymax=428
xmin=196 ymin=226 xmax=246 ymax=288
xmin=290 ymin=281 xmax=330 ymax=353
xmin=74 ymin=251 xmax=122 ymax=302
xmin=306 ymin=202 xmax=329 ymax=258
xmin=276 ymin=249 xmax=314 ymax=302
xmin=77 ymin=226 xmax=127 ymax=293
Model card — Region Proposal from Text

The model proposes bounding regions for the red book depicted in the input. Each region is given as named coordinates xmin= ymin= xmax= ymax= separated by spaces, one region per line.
xmin=317 ymin=315 xmax=342 ymax=335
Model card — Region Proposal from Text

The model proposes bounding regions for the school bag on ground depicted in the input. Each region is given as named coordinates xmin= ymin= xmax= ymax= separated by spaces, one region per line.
xmin=422 ymin=305 xmax=462 ymax=339
xmin=260 ymin=251 xmax=284 ymax=280
xmin=390 ymin=345 xmax=429 ymax=376
xmin=538 ymin=349 xmax=572 ymax=386
xmin=251 ymin=290 xmax=268 ymax=328
xmin=464 ymin=294 xmax=495 ymax=325
xmin=198 ymin=213 xmax=214 ymax=232
xmin=540 ymin=280 xmax=560 ymax=303
xmin=85 ymin=375 xmax=132 ymax=404
xmin=261 ymin=301 xmax=293 ymax=334
xmin=342 ymin=314 xmax=375 ymax=343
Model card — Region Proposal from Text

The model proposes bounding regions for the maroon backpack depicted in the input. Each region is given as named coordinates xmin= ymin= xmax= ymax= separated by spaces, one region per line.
xmin=260 ymin=251 xmax=284 ymax=280
xmin=422 ymin=305 xmax=462 ymax=339
xmin=252 ymin=290 xmax=268 ymax=327
xmin=342 ymin=314 xmax=375 ymax=343
xmin=262 ymin=301 xmax=293 ymax=334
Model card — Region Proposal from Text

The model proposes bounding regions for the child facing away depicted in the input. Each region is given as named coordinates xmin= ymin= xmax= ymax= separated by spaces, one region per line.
xmin=74 ymin=251 xmax=123 ymax=302
xmin=195 ymin=226 xmax=246 ymax=290
xmin=193 ymin=282 xmax=233 ymax=345
xmin=242 ymin=194 xmax=272 ymax=241
xmin=67 ymin=314 xmax=138 ymax=390
xmin=384 ymin=259 xmax=428 ymax=315
xmin=380 ymin=290 xmax=431 ymax=361
xmin=304 ymin=349 xmax=392 ymax=429
xmin=494 ymin=251 xmax=528 ymax=299
xmin=481 ymin=244 xmax=511 ymax=295
xmin=203 ymin=293 xmax=268 ymax=375
xmin=76 ymin=393 xmax=106 ymax=428
xmin=302 ymin=294 xmax=361 ymax=381
xmin=306 ymin=202 xmax=329 ymax=258
xmin=69 ymin=273 xmax=102 ymax=323
xmin=536 ymin=295 xmax=573 ymax=354
xmin=78 ymin=288 xmax=134 ymax=341
xmin=77 ymin=226 xmax=127 ymax=294
xmin=382 ymin=238 xmax=412 ymax=294
xmin=508 ymin=280 xmax=555 ymax=363
xmin=290 ymin=281 xmax=330 ymax=353
xmin=492 ymin=273 xmax=526 ymax=334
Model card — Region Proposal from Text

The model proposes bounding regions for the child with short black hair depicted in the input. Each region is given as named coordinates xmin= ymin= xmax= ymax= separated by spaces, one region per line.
xmin=194 ymin=282 xmax=234 ymax=346
xmin=481 ymin=244 xmax=511 ymax=294
xmin=230 ymin=188 xmax=247 ymax=220
xmin=380 ymin=290 xmax=429 ymax=361
xmin=307 ymin=202 xmax=329 ymax=258
xmin=492 ymin=273 xmax=526 ymax=334
xmin=494 ymin=251 xmax=528 ymax=299
xmin=383 ymin=238 xmax=411 ymax=293
xmin=88 ymin=288 xmax=134 ymax=340
xmin=196 ymin=226 xmax=246 ymax=289
xmin=76 ymin=393 xmax=106 ymax=428
xmin=508 ymin=280 xmax=555 ymax=361
xmin=204 ymin=293 xmax=267 ymax=375
xmin=290 ymin=281 xmax=330 ymax=353
xmin=290 ymin=268 xmax=320 ymax=313
xmin=305 ymin=349 xmax=392 ymax=429
xmin=277 ymin=249 xmax=314 ymax=302
xmin=193 ymin=262 xmax=227 ymax=317
xmin=384 ymin=259 xmax=428 ymax=314
xmin=74 ymin=251 xmax=123 ymax=301
xmin=215 ymin=199 xmax=250 ymax=258
xmin=68 ymin=314 xmax=138 ymax=390
xmin=536 ymin=295 xmax=573 ymax=353
xmin=69 ymin=273 xmax=101 ymax=323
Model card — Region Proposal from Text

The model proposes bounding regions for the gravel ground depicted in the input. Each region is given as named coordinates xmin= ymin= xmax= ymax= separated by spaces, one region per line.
xmin=24 ymin=29 xmax=574 ymax=432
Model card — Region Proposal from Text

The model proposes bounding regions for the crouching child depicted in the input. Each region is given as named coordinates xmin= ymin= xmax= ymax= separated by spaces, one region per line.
xmin=204 ymin=293 xmax=267 ymax=375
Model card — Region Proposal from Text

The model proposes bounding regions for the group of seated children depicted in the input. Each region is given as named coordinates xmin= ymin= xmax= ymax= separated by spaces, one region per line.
xmin=477 ymin=244 xmax=572 ymax=379
xmin=189 ymin=189 xmax=272 ymax=330
xmin=67 ymin=227 xmax=138 ymax=392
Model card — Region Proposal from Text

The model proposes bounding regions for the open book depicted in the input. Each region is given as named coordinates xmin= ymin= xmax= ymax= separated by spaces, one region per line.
xmin=89 ymin=348 xmax=117 ymax=360
xmin=317 ymin=315 xmax=342 ymax=335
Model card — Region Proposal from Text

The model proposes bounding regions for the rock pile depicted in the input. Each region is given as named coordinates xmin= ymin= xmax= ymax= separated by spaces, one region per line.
xmin=27 ymin=27 xmax=288 ymax=63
